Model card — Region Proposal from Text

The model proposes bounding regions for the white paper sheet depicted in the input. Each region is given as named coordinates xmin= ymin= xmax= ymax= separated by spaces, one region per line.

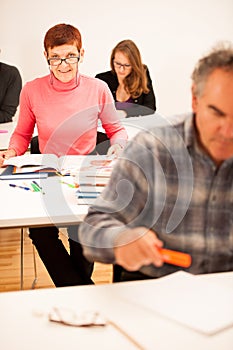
xmin=122 ymin=271 xmax=233 ymax=335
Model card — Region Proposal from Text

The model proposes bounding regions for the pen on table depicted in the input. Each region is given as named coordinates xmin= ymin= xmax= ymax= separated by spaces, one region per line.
xmin=31 ymin=181 xmax=45 ymax=194
xmin=0 ymin=129 xmax=8 ymax=133
xmin=32 ymin=180 xmax=42 ymax=190
xmin=31 ymin=183 xmax=40 ymax=192
xmin=23 ymin=182 xmax=35 ymax=192
xmin=79 ymin=183 xmax=106 ymax=187
xmin=9 ymin=184 xmax=31 ymax=191
xmin=59 ymin=180 xmax=78 ymax=188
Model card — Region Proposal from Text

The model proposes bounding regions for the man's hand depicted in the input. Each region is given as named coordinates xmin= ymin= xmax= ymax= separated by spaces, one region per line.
xmin=114 ymin=227 xmax=164 ymax=271
xmin=0 ymin=149 xmax=17 ymax=167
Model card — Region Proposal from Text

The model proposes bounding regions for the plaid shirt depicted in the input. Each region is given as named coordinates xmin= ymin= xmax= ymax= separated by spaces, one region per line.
xmin=79 ymin=113 xmax=233 ymax=277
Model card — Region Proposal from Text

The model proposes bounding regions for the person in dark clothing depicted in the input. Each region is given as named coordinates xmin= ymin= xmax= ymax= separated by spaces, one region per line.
xmin=95 ymin=39 xmax=156 ymax=118
xmin=0 ymin=61 xmax=22 ymax=123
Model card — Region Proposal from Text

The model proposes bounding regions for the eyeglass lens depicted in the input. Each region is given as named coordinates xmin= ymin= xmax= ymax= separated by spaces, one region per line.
xmin=114 ymin=61 xmax=131 ymax=69
xmin=48 ymin=57 xmax=79 ymax=66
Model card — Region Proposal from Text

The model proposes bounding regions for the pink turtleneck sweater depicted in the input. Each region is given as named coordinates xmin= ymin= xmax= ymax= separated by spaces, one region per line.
xmin=9 ymin=73 xmax=127 ymax=156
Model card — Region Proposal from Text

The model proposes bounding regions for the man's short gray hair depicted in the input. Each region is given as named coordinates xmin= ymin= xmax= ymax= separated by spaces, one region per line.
xmin=191 ymin=41 xmax=233 ymax=96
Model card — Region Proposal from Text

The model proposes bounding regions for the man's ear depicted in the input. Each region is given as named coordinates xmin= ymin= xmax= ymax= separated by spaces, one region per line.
xmin=79 ymin=48 xmax=85 ymax=63
xmin=191 ymin=84 xmax=198 ymax=113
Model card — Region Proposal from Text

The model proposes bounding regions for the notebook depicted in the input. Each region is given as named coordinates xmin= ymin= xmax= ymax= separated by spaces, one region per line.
xmin=0 ymin=165 xmax=48 ymax=179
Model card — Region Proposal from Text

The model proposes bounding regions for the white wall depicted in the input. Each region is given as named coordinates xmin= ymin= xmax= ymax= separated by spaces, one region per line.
xmin=1 ymin=0 xmax=233 ymax=117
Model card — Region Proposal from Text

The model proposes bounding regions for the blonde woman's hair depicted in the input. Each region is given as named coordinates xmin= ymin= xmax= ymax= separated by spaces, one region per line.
xmin=110 ymin=39 xmax=149 ymax=99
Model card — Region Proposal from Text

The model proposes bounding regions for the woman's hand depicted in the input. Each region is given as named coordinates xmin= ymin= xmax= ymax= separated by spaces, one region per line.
xmin=107 ymin=144 xmax=123 ymax=158
xmin=117 ymin=110 xmax=127 ymax=119
xmin=0 ymin=149 xmax=17 ymax=167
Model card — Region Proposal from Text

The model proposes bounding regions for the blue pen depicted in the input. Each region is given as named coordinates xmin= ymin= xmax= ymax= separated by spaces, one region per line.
xmin=9 ymin=184 xmax=31 ymax=191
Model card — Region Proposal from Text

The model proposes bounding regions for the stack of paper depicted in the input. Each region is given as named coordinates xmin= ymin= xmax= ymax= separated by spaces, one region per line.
xmin=119 ymin=271 xmax=233 ymax=335
xmin=76 ymin=186 xmax=104 ymax=199
xmin=75 ymin=157 xmax=114 ymax=190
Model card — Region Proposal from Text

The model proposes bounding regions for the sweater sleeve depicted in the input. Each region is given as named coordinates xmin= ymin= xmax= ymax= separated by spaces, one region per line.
xmin=97 ymin=81 xmax=128 ymax=147
xmin=8 ymin=83 xmax=36 ymax=155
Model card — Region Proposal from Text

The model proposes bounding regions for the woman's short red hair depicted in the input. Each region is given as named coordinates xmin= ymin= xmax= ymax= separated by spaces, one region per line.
xmin=44 ymin=23 xmax=82 ymax=52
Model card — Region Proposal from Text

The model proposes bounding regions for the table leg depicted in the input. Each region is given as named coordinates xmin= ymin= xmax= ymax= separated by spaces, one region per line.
xmin=31 ymin=245 xmax=38 ymax=289
xmin=20 ymin=228 xmax=24 ymax=290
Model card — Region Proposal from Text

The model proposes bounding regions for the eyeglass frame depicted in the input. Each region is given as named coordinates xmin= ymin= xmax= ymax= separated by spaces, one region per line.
xmin=47 ymin=56 xmax=80 ymax=66
xmin=113 ymin=60 xmax=132 ymax=69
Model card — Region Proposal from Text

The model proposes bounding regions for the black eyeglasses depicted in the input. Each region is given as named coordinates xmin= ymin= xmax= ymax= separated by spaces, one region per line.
xmin=48 ymin=56 xmax=80 ymax=66
xmin=113 ymin=60 xmax=131 ymax=69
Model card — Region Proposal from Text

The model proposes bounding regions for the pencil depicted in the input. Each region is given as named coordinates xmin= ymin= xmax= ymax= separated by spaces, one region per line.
xmin=108 ymin=319 xmax=145 ymax=350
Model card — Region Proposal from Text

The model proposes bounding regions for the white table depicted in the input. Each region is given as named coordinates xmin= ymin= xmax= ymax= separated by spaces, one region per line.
xmin=0 ymin=175 xmax=88 ymax=228
xmin=0 ymin=121 xmax=17 ymax=150
xmin=1 ymin=113 xmax=181 ymax=151
xmin=0 ymin=173 xmax=89 ymax=289
xmin=0 ymin=114 xmax=156 ymax=151
xmin=0 ymin=271 xmax=232 ymax=350
xmin=0 ymin=119 xmax=38 ymax=150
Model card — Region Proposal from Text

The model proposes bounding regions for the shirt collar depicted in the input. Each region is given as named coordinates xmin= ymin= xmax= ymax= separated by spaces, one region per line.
xmin=49 ymin=72 xmax=80 ymax=91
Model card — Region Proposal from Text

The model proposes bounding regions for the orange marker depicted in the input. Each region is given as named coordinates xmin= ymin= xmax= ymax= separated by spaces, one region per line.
xmin=159 ymin=248 xmax=192 ymax=268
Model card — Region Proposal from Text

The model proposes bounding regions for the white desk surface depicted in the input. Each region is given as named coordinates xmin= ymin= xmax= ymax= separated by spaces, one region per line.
xmin=0 ymin=114 xmax=188 ymax=229
xmin=0 ymin=120 xmax=38 ymax=150
xmin=1 ymin=113 xmax=181 ymax=151
xmin=0 ymin=115 xmax=153 ymax=228
xmin=0 ymin=175 xmax=88 ymax=228
xmin=99 ymin=113 xmax=187 ymax=140
xmin=0 ymin=271 xmax=233 ymax=350
xmin=0 ymin=114 xmax=155 ymax=151
xmin=0 ymin=121 xmax=17 ymax=150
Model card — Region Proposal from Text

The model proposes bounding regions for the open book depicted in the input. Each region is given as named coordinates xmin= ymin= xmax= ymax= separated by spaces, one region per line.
xmin=3 ymin=154 xmax=115 ymax=176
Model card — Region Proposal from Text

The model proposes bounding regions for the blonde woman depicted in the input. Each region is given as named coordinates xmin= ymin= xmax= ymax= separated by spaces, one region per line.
xmin=96 ymin=39 xmax=156 ymax=118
